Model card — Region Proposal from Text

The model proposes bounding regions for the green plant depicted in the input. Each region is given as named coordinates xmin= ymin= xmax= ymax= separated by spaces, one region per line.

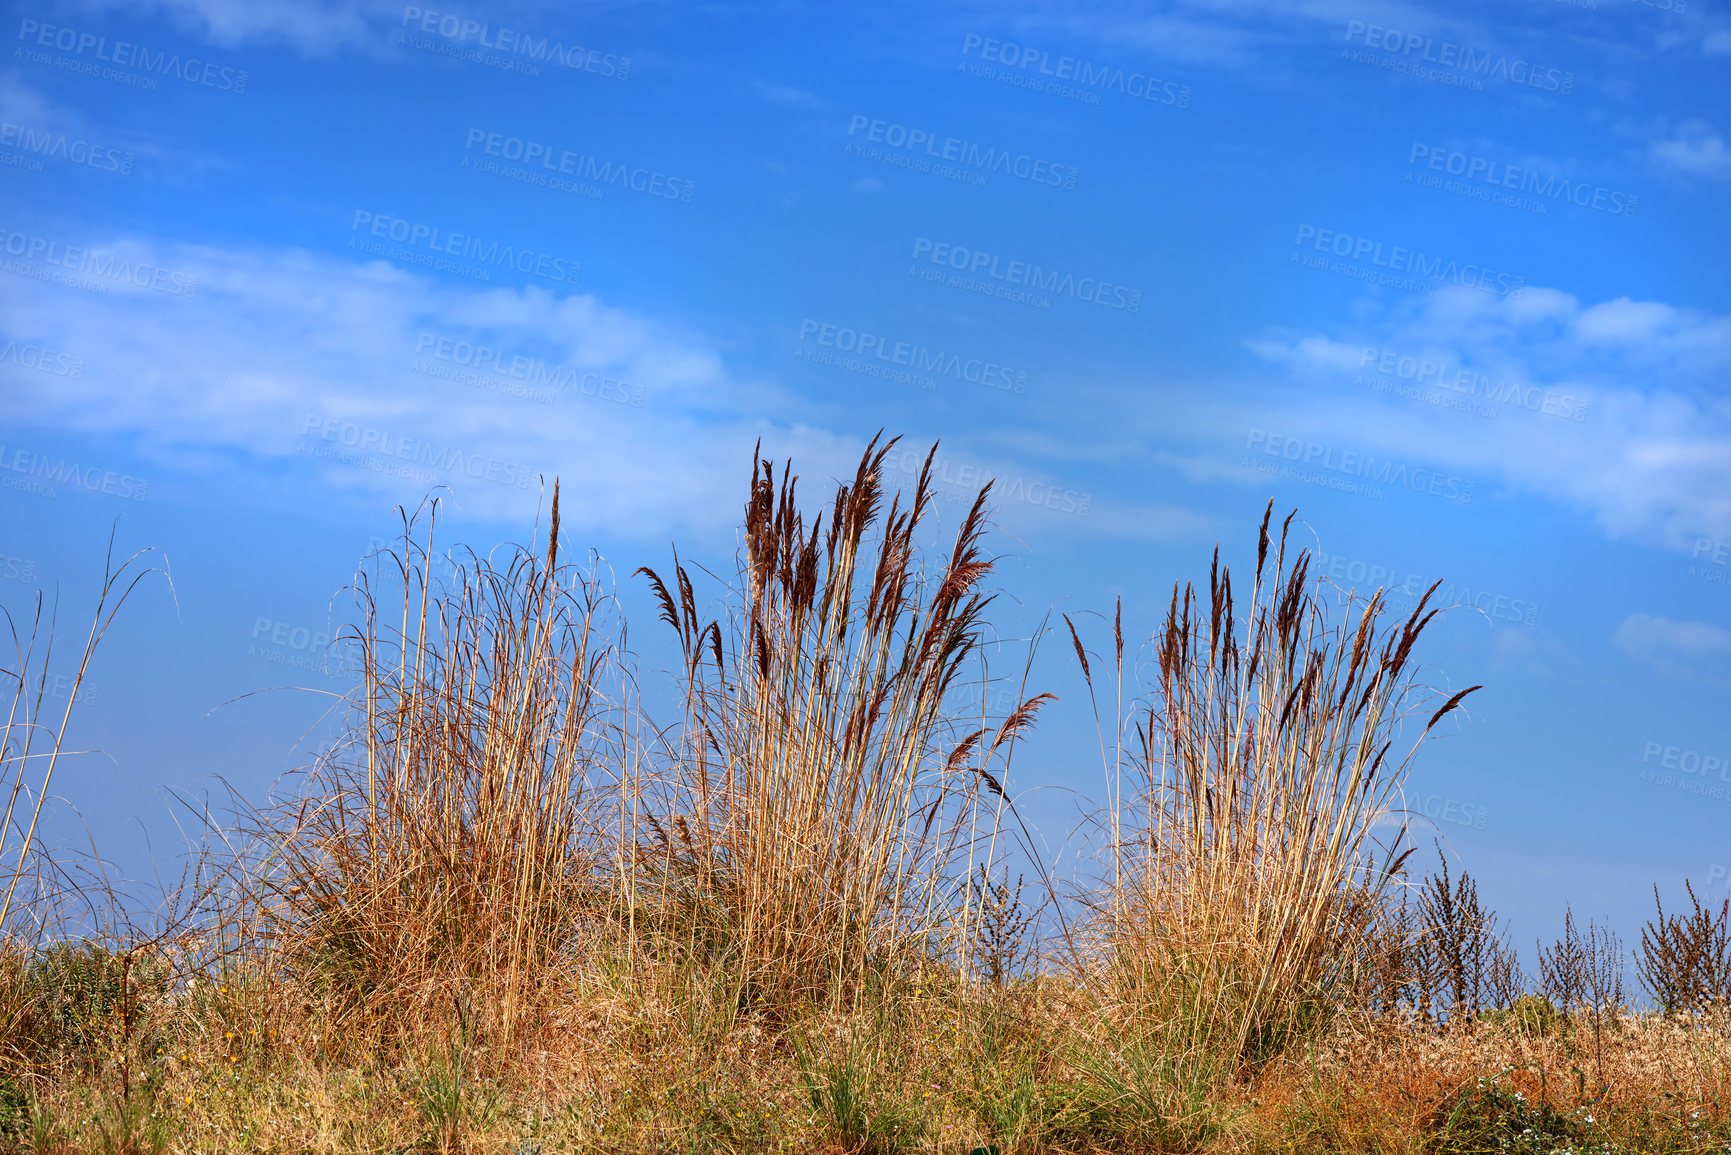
xmin=23 ymin=941 xmax=126 ymax=1059
xmin=88 ymin=1087 xmax=168 ymax=1155
xmin=1063 ymin=1031 xmax=1223 ymax=1151
xmin=796 ymin=1035 xmax=916 ymax=1154
xmin=27 ymin=1099 xmax=62 ymax=1155
xmin=1486 ymin=994 xmax=1562 ymax=1038
xmin=1429 ymin=1071 xmax=1622 ymax=1154
xmin=416 ymin=990 xmax=497 ymax=1153
xmin=0 ymin=1076 xmax=28 ymax=1147
xmin=19 ymin=942 xmax=167 ymax=1073
xmin=973 ymin=1063 xmax=1049 ymax=1154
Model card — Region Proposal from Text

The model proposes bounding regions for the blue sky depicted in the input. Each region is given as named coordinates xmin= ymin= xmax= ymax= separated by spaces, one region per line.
xmin=1 ymin=0 xmax=1728 ymax=963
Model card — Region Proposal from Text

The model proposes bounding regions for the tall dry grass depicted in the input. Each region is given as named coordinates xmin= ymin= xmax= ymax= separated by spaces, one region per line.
xmin=635 ymin=436 xmax=1045 ymax=1009
xmin=1073 ymin=504 xmax=1480 ymax=1077
xmin=256 ymin=487 xmax=620 ymax=1031
xmin=13 ymin=451 xmax=1731 ymax=1152
xmin=1 ymin=536 xmax=167 ymax=939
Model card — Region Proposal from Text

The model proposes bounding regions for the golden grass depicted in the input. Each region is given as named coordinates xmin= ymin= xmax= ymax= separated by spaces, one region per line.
xmin=632 ymin=438 xmax=1046 ymax=1015
xmin=1068 ymin=507 xmax=1479 ymax=1085
xmin=7 ymin=948 xmax=1728 ymax=1153
xmin=1 ymin=439 xmax=1726 ymax=1154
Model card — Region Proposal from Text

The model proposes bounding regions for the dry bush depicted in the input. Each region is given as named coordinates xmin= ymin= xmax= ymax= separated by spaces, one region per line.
xmin=1638 ymin=880 xmax=1731 ymax=1016
xmin=634 ymin=436 xmax=1044 ymax=1009
xmin=965 ymin=865 xmax=1040 ymax=991
xmin=1350 ymin=878 xmax=1421 ymax=1023
xmin=256 ymin=486 xmax=620 ymax=1032
xmin=1412 ymin=856 xmax=1524 ymax=1026
xmin=1075 ymin=503 xmax=1479 ymax=1075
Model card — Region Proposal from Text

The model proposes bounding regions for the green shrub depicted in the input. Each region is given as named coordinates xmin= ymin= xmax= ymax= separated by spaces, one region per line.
xmin=1485 ymin=994 xmax=1561 ymax=1039
xmin=1430 ymin=1072 xmax=1620 ymax=1154
xmin=14 ymin=941 xmax=170 ymax=1080
xmin=0 ymin=1076 xmax=29 ymax=1146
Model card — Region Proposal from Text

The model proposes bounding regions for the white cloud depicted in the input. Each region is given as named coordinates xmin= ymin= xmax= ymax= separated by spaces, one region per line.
xmin=1651 ymin=121 xmax=1731 ymax=180
xmin=0 ymin=233 xmax=1185 ymax=549
xmin=750 ymin=79 xmax=823 ymax=108
xmin=0 ymin=74 xmax=75 ymax=127
xmin=0 ymin=235 xmax=814 ymax=538
xmin=1243 ymin=285 xmax=1731 ymax=551
xmin=1613 ymin=613 xmax=1731 ymax=681
xmin=1577 ymin=298 xmax=1681 ymax=345
xmin=1243 ymin=333 xmax=1365 ymax=373
xmin=63 ymin=0 xmax=385 ymax=52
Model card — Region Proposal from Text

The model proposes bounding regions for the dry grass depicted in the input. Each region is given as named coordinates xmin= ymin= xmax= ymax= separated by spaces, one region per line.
xmin=1069 ymin=506 xmax=1477 ymax=1084
xmin=632 ymin=436 xmax=1040 ymax=1013
xmin=250 ymin=485 xmax=619 ymax=1037
xmin=1 ymin=441 xmax=1726 ymax=1154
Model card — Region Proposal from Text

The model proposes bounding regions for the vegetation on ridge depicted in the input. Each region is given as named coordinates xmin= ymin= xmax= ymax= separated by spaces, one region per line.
xmin=1 ymin=437 xmax=1726 ymax=1154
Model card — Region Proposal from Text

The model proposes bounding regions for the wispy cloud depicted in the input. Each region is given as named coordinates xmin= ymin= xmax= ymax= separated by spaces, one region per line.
xmin=0 ymin=234 xmax=810 ymax=536
xmin=750 ymin=78 xmax=824 ymax=108
xmin=1614 ymin=612 xmax=1731 ymax=682
xmin=1651 ymin=120 xmax=1731 ymax=179
xmin=63 ymin=0 xmax=386 ymax=52
xmin=1245 ymin=285 xmax=1731 ymax=551
xmin=0 ymin=233 xmax=1185 ymax=546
